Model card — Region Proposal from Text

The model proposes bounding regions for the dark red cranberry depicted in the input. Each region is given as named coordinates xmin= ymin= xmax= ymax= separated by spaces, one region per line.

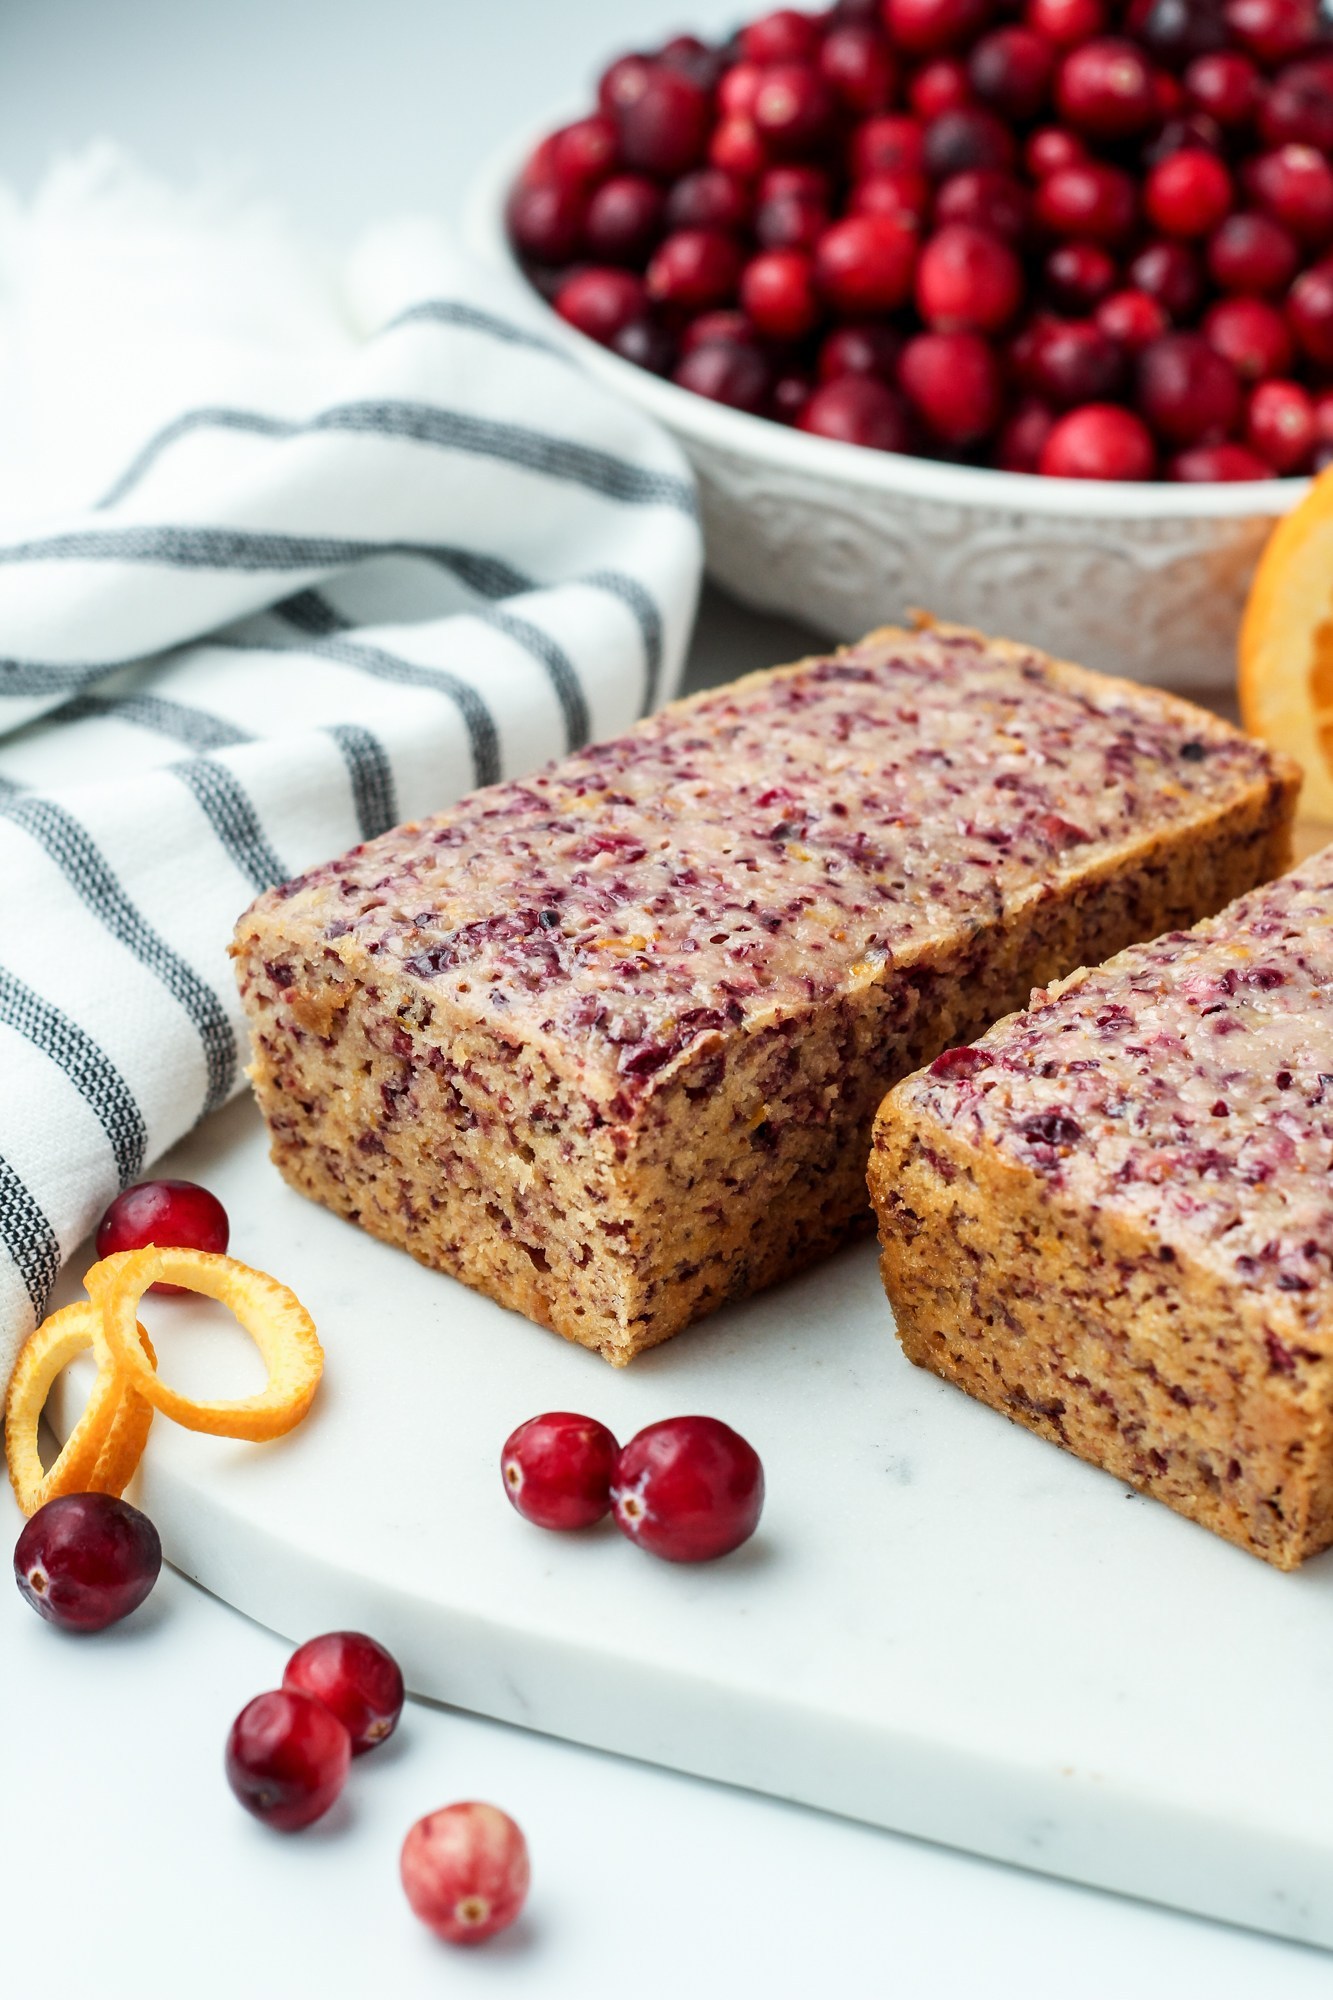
xmin=1249 ymin=146 xmax=1333 ymax=246
xmin=506 ymin=180 xmax=586 ymax=265
xmin=799 ymin=374 xmax=915 ymax=447
xmin=1096 ymin=287 xmax=1169 ymax=347
xmin=1259 ymin=60 xmax=1333 ymax=151
xmin=968 ymin=26 xmax=1055 ymax=119
xmin=584 ymin=175 xmax=664 ymax=264
xmin=614 ymin=66 xmax=711 ymax=178
xmin=1020 ymin=317 xmax=1124 ymax=405
xmin=815 ymin=213 xmax=919 ymax=312
xmin=772 ymin=369 xmax=815 ymax=421
xmin=916 ymin=222 xmax=1024 ymax=331
xmin=1044 ymin=240 xmax=1117 ymax=311
xmin=1144 ymin=148 xmax=1233 ymax=238
xmin=1139 ymin=0 xmax=1230 ymax=64
xmin=680 ymin=309 xmax=752 ymax=353
xmin=923 ymin=105 xmax=1016 ymax=178
xmin=760 ymin=163 xmax=832 ymax=203
xmin=554 ymin=268 xmax=645 ymax=345
xmin=883 ymin=0 xmax=993 ymax=55
xmin=1056 ymin=39 xmax=1158 ymax=140
xmin=850 ymin=113 xmax=926 ymax=177
xmin=851 ymin=166 xmax=932 ymax=225
xmin=1025 ymin=125 xmax=1087 ymax=177
xmin=226 ymin=1689 xmax=351 ymax=1832
xmin=97 ymin=1178 xmax=230 ymax=1295
xmin=500 ymin=1411 xmax=618 ymax=1530
xmin=710 ymin=115 xmax=766 ymax=176
xmin=741 ymin=248 xmax=822 ymax=338
xmin=1185 ymin=51 xmax=1260 ymax=126
xmin=1202 ymin=295 xmax=1294 ymax=379
xmin=910 ymin=57 xmax=975 ymax=117
xmin=664 ymin=168 xmax=751 ymax=233
xmin=1034 ymin=161 xmax=1137 ymax=243
xmin=14 ymin=1493 xmax=161 ymax=1633
xmin=899 ymin=328 xmax=1003 ymax=441
xmin=597 ymin=52 xmax=654 ymax=119
xmin=647 ymin=228 xmax=743 ymax=311
xmin=1025 ymin=0 xmax=1106 ymax=42
xmin=821 ymin=24 xmax=899 ymax=111
xmin=1167 ymin=441 xmax=1272 ymax=479
xmin=818 ymin=321 xmax=904 ymax=379
xmin=1288 ymin=260 xmax=1333 ymax=367
xmin=610 ymin=317 xmax=678 ymax=374
xmin=1039 ymin=403 xmax=1156 ymax=477
xmin=1128 ymin=238 xmax=1205 ymax=318
xmin=543 ymin=116 xmax=619 ymax=190
xmin=1207 ymin=211 xmax=1301 ymax=294
xmin=757 ymin=189 xmax=831 ymax=247
xmin=673 ymin=340 xmax=773 ymax=412
xmin=283 ymin=1631 xmax=405 ymax=1754
xmin=935 ymin=168 xmax=1031 ymax=240
xmin=741 ymin=8 xmax=822 ymax=64
xmin=1142 ymin=109 xmax=1226 ymax=168
xmin=610 ymin=1417 xmax=764 ymax=1563
xmin=753 ymin=62 xmax=837 ymax=156
xmin=659 ymin=33 xmax=727 ymax=93
xmin=1246 ymin=378 xmax=1317 ymax=471
xmin=1137 ymin=331 xmax=1242 ymax=444
xmin=993 ymin=396 xmax=1057 ymax=469
xmin=1225 ymin=0 xmax=1325 ymax=67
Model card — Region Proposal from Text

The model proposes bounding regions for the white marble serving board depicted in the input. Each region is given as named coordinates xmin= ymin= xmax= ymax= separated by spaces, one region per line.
xmin=49 ymin=1095 xmax=1333 ymax=1950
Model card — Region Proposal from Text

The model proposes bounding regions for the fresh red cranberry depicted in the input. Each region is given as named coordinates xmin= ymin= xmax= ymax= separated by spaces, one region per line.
xmin=506 ymin=180 xmax=585 ymax=266
xmin=1208 ymin=211 xmax=1301 ymax=295
xmin=882 ymin=0 xmax=993 ymax=55
xmin=741 ymin=8 xmax=822 ymax=64
xmin=401 ymin=1803 xmax=530 ymax=1946
xmin=935 ymin=168 xmax=1030 ymax=240
xmin=772 ymin=369 xmax=815 ymax=421
xmin=664 ymin=168 xmax=751 ymax=234
xmin=968 ymin=26 xmax=1055 ymax=120
xmin=225 ymin=1689 xmax=351 ymax=1831
xmin=1039 ymin=402 xmax=1157 ymax=477
xmin=720 ymin=60 xmax=764 ymax=117
xmin=1137 ymin=331 xmax=1242 ymax=444
xmin=1226 ymin=0 xmax=1325 ymax=67
xmin=97 ymin=1178 xmax=230 ymax=1295
xmin=760 ymin=163 xmax=832 ymax=203
xmin=821 ymin=23 xmax=898 ymax=110
xmin=815 ymin=213 xmax=919 ymax=313
xmin=681 ymin=309 xmax=752 ymax=353
xmin=1288 ymin=259 xmax=1333 ymax=367
xmin=910 ymin=57 xmax=975 ymax=117
xmin=1139 ymin=0 xmax=1230 ymax=63
xmin=993 ymin=396 xmax=1057 ymax=469
xmin=673 ymin=339 xmax=773 ymax=411
xmin=757 ymin=188 xmax=832 ymax=246
xmin=1128 ymin=239 xmax=1205 ymax=318
xmin=610 ymin=317 xmax=678 ymax=374
xmin=741 ymin=249 xmax=821 ymax=338
xmin=753 ymin=62 xmax=837 ymax=156
xmin=1185 ymin=50 xmax=1259 ymax=126
xmin=597 ymin=52 xmax=653 ymax=118
xmin=658 ymin=34 xmax=726 ymax=93
xmin=1168 ymin=441 xmax=1272 ymax=478
xmin=1248 ymin=146 xmax=1333 ymax=246
xmin=1035 ymin=161 xmax=1137 ymax=243
xmin=916 ymin=222 xmax=1023 ymax=331
xmin=14 ymin=1493 xmax=161 ymax=1633
xmin=1246 ymin=378 xmax=1317 ymax=471
xmin=710 ymin=115 xmax=767 ymax=176
xmin=798 ymin=374 xmax=914 ymax=447
xmin=1025 ymin=0 xmax=1106 ymax=43
xmin=283 ymin=1632 xmax=406 ymax=1754
xmin=614 ymin=66 xmax=711 ymax=178
xmin=554 ymin=268 xmax=645 ymax=345
xmin=647 ymin=228 xmax=742 ymax=312
xmin=584 ymin=175 xmax=664 ymax=263
xmin=1056 ymin=39 xmax=1158 ymax=140
xmin=900 ymin=328 xmax=1004 ymax=441
xmin=850 ymin=113 xmax=926 ymax=177
xmin=1202 ymin=294 xmax=1294 ymax=378
xmin=1044 ymin=240 xmax=1117 ymax=312
xmin=818 ymin=321 xmax=904 ymax=379
xmin=1144 ymin=148 xmax=1233 ymax=238
xmin=610 ymin=1417 xmax=764 ymax=1563
xmin=851 ymin=166 xmax=932 ymax=225
xmin=1096 ymin=287 xmax=1169 ymax=347
xmin=1025 ymin=126 xmax=1087 ymax=177
xmin=542 ymin=116 xmax=619 ymax=190
xmin=1259 ymin=60 xmax=1333 ymax=151
xmin=923 ymin=106 xmax=1016 ymax=178
xmin=1019 ymin=317 xmax=1124 ymax=405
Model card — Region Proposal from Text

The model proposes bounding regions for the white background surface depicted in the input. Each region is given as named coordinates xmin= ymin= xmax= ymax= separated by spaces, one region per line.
xmin=0 ymin=4 xmax=1329 ymax=1995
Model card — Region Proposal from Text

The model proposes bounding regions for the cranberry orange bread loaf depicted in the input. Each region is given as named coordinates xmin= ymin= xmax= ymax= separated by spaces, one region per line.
xmin=871 ymin=851 xmax=1333 ymax=1570
xmin=233 ymin=623 xmax=1297 ymax=1366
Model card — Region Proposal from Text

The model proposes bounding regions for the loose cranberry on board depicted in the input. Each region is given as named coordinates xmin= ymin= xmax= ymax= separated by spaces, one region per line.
xmin=501 ymin=1411 xmax=619 ymax=1530
xmin=14 ymin=1492 xmax=161 ymax=1633
xmin=610 ymin=1416 xmax=765 ymax=1563
xmin=96 ymin=1179 xmax=230 ymax=1294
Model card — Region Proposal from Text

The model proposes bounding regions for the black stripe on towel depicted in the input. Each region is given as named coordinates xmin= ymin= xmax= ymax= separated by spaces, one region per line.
xmin=0 ymin=1152 xmax=62 ymax=1320
xmin=170 ymin=758 xmax=289 ymax=894
xmin=57 ymin=690 xmax=254 ymax=750
xmin=479 ymin=605 xmax=590 ymax=751
xmin=385 ymin=298 xmax=566 ymax=358
xmin=325 ymin=723 xmax=398 ymax=843
xmin=0 ymin=966 xmax=147 ymax=1188
xmin=0 ymin=794 xmax=236 ymax=1114
xmin=580 ymin=569 xmax=664 ymax=714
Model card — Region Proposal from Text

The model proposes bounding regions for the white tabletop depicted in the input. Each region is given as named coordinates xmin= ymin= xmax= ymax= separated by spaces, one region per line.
xmin=0 ymin=1 xmax=1329 ymax=1991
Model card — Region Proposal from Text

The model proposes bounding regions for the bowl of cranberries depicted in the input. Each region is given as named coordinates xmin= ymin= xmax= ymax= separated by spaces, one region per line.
xmin=469 ymin=0 xmax=1332 ymax=688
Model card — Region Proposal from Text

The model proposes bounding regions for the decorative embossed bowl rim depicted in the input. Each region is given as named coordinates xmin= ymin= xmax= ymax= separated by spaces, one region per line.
xmin=463 ymin=126 xmax=1309 ymax=525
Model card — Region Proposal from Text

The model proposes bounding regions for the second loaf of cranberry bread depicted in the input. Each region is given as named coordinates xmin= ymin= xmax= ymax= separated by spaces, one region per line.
xmin=233 ymin=623 xmax=1298 ymax=1365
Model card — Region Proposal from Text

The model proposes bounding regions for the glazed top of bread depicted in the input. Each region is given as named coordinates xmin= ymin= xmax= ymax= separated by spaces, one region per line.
xmin=896 ymin=850 xmax=1333 ymax=1340
xmin=244 ymin=624 xmax=1286 ymax=1096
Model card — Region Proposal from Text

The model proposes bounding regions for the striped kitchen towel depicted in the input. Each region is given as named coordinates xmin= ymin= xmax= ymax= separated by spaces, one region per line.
xmin=0 ymin=151 xmax=702 ymax=1380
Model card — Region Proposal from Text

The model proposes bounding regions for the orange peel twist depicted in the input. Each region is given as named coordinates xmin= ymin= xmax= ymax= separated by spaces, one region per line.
xmin=4 ymin=1300 xmax=157 ymax=1517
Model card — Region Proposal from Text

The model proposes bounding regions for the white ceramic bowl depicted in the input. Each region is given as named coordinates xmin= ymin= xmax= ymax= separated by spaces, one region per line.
xmin=465 ymin=131 xmax=1309 ymax=692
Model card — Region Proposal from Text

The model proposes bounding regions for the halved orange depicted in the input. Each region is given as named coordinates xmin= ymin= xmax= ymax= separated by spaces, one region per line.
xmin=1239 ymin=465 xmax=1333 ymax=823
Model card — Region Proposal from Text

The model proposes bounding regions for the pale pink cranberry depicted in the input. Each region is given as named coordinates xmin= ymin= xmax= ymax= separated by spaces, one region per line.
xmin=1034 ymin=161 xmax=1137 ymax=244
xmin=916 ymin=223 xmax=1023 ymax=332
xmin=849 ymin=113 xmax=926 ymax=178
xmin=817 ymin=321 xmax=903 ymax=380
xmin=709 ymin=116 xmax=766 ymax=176
xmin=1288 ymin=260 xmax=1333 ymax=367
xmin=1025 ymin=0 xmax=1106 ymax=45
xmin=753 ymin=62 xmax=837 ymax=158
xmin=1044 ymin=240 xmax=1117 ymax=313
xmin=883 ymin=0 xmax=992 ymax=56
xmin=283 ymin=1631 xmax=405 ymax=1754
xmin=1248 ymin=146 xmax=1333 ymax=246
xmin=97 ymin=1178 xmax=230 ymax=1295
xmin=922 ymin=106 xmax=1016 ymax=179
xmin=501 ymin=1411 xmax=618 ymax=1529
xmin=1226 ymin=0 xmax=1324 ymax=65
xmin=554 ymin=268 xmax=645 ymax=344
xmin=900 ymin=328 xmax=1003 ymax=442
xmin=1137 ymin=331 xmax=1242 ymax=445
xmin=850 ymin=167 xmax=932 ymax=225
xmin=1184 ymin=50 xmax=1259 ymax=127
xmin=1144 ymin=148 xmax=1233 ymax=238
xmin=610 ymin=1417 xmax=765 ymax=1563
xmin=647 ymin=229 xmax=742 ymax=312
xmin=1167 ymin=441 xmax=1272 ymax=479
xmin=969 ymin=26 xmax=1055 ymax=120
xmin=584 ymin=175 xmax=664 ymax=263
xmin=1202 ymin=295 xmax=1293 ymax=379
xmin=1096 ymin=288 xmax=1169 ymax=348
xmin=934 ymin=168 xmax=1030 ymax=240
xmin=821 ymin=24 xmax=899 ymax=111
xmin=910 ymin=57 xmax=975 ymax=118
xmin=665 ymin=168 xmax=751 ymax=233
xmin=814 ymin=214 xmax=919 ymax=313
xmin=226 ymin=1690 xmax=351 ymax=1831
xmin=1025 ymin=125 xmax=1086 ymax=177
xmin=741 ymin=7 xmax=822 ymax=64
xmin=1129 ymin=238 xmax=1204 ymax=319
xmin=14 ymin=1493 xmax=161 ymax=1633
xmin=673 ymin=340 xmax=772 ymax=412
xmin=1207 ymin=211 xmax=1301 ymax=295
xmin=1260 ymin=59 xmax=1333 ymax=152
xmin=1039 ymin=403 xmax=1156 ymax=478
xmin=613 ymin=66 xmax=711 ymax=178
xmin=798 ymin=375 xmax=914 ymax=448
xmin=993 ymin=396 xmax=1057 ymax=470
xmin=1246 ymin=379 xmax=1317 ymax=472
xmin=401 ymin=1803 xmax=530 ymax=1946
xmin=1056 ymin=38 xmax=1158 ymax=140
xmin=741 ymin=248 xmax=821 ymax=338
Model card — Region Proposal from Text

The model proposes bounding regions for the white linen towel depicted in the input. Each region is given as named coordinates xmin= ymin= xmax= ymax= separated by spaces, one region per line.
xmin=0 ymin=149 xmax=703 ymax=1381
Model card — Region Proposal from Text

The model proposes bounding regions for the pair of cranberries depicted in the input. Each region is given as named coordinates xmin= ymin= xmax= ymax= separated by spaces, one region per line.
xmin=502 ymin=1410 xmax=765 ymax=1562
xmin=226 ymin=1631 xmax=404 ymax=1830
xmin=510 ymin=2 xmax=1333 ymax=480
